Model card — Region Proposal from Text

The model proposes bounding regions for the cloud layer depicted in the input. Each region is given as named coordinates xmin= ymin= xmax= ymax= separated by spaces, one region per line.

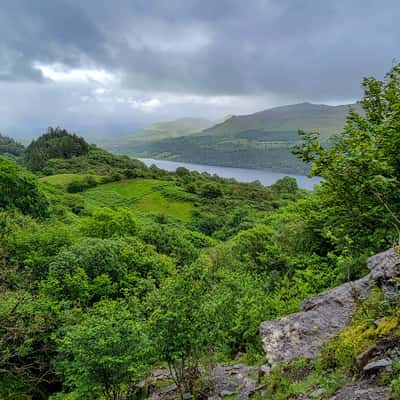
xmin=1 ymin=0 xmax=399 ymax=138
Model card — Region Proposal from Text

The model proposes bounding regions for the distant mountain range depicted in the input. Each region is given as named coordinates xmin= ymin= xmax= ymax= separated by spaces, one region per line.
xmin=102 ymin=102 xmax=361 ymax=174
xmin=130 ymin=117 xmax=215 ymax=141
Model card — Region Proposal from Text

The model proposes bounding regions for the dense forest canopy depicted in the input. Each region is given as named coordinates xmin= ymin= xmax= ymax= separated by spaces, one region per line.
xmin=1 ymin=67 xmax=400 ymax=399
xmin=25 ymin=127 xmax=90 ymax=171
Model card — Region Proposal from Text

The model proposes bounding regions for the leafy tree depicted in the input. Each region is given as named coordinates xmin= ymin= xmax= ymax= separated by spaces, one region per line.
xmin=140 ymin=223 xmax=199 ymax=265
xmin=57 ymin=300 xmax=153 ymax=400
xmin=175 ymin=166 xmax=191 ymax=178
xmin=232 ymin=224 xmax=287 ymax=274
xmin=0 ymin=290 xmax=61 ymax=399
xmin=81 ymin=208 xmax=139 ymax=239
xmin=200 ymin=182 xmax=223 ymax=199
xmin=147 ymin=259 xmax=216 ymax=397
xmin=271 ymin=176 xmax=299 ymax=195
xmin=46 ymin=238 xmax=173 ymax=304
xmin=0 ymin=157 xmax=48 ymax=218
xmin=66 ymin=175 xmax=97 ymax=193
xmin=205 ymin=268 xmax=269 ymax=354
xmin=6 ymin=215 xmax=77 ymax=281
xmin=295 ymin=65 xmax=400 ymax=254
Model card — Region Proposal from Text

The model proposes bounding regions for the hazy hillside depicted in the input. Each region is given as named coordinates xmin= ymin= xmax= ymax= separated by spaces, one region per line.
xmin=202 ymin=102 xmax=359 ymax=139
xmin=104 ymin=102 xmax=360 ymax=174
xmin=107 ymin=117 xmax=214 ymax=144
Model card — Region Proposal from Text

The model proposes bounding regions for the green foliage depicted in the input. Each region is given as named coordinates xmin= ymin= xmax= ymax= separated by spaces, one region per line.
xmin=318 ymin=287 xmax=399 ymax=373
xmin=0 ymin=157 xmax=49 ymax=218
xmin=294 ymin=65 xmax=400 ymax=254
xmin=81 ymin=208 xmax=139 ymax=239
xmin=258 ymin=358 xmax=345 ymax=400
xmin=57 ymin=300 xmax=153 ymax=399
xmin=140 ymin=223 xmax=199 ymax=265
xmin=46 ymin=237 xmax=173 ymax=304
xmin=390 ymin=360 xmax=400 ymax=399
xmin=200 ymin=182 xmax=223 ymax=199
xmin=40 ymin=173 xmax=102 ymax=191
xmin=271 ymin=176 xmax=299 ymax=195
xmin=6 ymin=214 xmax=77 ymax=280
xmin=82 ymin=179 xmax=194 ymax=221
xmin=66 ymin=175 xmax=98 ymax=193
xmin=206 ymin=268 xmax=269 ymax=354
xmin=40 ymin=144 xmax=147 ymax=178
xmin=147 ymin=259 xmax=216 ymax=396
xmin=26 ymin=127 xmax=89 ymax=171
xmin=0 ymin=133 xmax=25 ymax=157
xmin=0 ymin=290 xmax=61 ymax=399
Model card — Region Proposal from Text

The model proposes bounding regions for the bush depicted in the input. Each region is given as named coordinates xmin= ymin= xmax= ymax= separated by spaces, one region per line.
xmin=57 ymin=300 xmax=154 ymax=399
xmin=66 ymin=175 xmax=97 ymax=193
xmin=0 ymin=157 xmax=48 ymax=218
xmin=81 ymin=208 xmax=139 ymax=239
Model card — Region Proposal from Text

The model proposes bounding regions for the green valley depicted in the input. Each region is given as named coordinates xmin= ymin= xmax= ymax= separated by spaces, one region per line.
xmin=104 ymin=102 xmax=361 ymax=174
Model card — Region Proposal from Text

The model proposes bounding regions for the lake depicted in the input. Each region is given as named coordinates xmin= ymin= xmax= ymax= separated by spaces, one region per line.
xmin=139 ymin=158 xmax=321 ymax=190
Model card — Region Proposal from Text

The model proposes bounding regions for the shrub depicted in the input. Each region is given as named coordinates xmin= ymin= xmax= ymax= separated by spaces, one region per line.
xmin=0 ymin=157 xmax=48 ymax=218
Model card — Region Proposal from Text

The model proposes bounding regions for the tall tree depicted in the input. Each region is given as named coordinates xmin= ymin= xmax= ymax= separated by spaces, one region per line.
xmin=294 ymin=65 xmax=400 ymax=253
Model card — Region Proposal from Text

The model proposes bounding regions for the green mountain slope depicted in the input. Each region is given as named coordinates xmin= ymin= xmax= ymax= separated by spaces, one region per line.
xmin=139 ymin=117 xmax=214 ymax=140
xmin=103 ymin=117 xmax=214 ymax=145
xmin=104 ymin=102 xmax=361 ymax=174
xmin=202 ymin=102 xmax=358 ymax=139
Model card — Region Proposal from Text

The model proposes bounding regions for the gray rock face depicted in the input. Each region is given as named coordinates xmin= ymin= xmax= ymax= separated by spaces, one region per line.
xmin=363 ymin=358 xmax=393 ymax=372
xmin=209 ymin=364 xmax=261 ymax=400
xmin=326 ymin=381 xmax=391 ymax=400
xmin=259 ymin=248 xmax=400 ymax=366
xmin=260 ymin=277 xmax=369 ymax=365
xmin=368 ymin=248 xmax=400 ymax=301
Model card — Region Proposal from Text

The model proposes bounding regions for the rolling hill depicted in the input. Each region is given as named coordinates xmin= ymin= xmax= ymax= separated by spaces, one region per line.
xmin=103 ymin=102 xmax=361 ymax=174
xmin=201 ymin=102 xmax=358 ymax=139
xmin=101 ymin=117 xmax=214 ymax=145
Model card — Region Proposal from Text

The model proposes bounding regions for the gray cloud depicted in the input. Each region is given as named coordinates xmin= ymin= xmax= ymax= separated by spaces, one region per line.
xmin=0 ymin=0 xmax=399 ymax=137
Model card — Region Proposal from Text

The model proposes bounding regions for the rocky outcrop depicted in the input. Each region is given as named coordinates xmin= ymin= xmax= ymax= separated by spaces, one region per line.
xmin=208 ymin=364 xmax=261 ymax=400
xmin=325 ymin=380 xmax=391 ymax=400
xmin=260 ymin=248 xmax=400 ymax=366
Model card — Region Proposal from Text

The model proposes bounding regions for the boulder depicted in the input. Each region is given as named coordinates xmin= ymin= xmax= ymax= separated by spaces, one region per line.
xmin=209 ymin=364 xmax=259 ymax=400
xmin=368 ymin=248 xmax=400 ymax=301
xmin=259 ymin=248 xmax=400 ymax=366
xmin=363 ymin=358 xmax=393 ymax=373
xmin=260 ymin=276 xmax=369 ymax=365
xmin=326 ymin=380 xmax=391 ymax=400
xmin=258 ymin=364 xmax=271 ymax=377
xmin=356 ymin=334 xmax=400 ymax=368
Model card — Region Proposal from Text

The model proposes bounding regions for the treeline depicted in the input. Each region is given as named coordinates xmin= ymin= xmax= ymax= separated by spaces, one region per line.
xmin=0 ymin=133 xmax=25 ymax=158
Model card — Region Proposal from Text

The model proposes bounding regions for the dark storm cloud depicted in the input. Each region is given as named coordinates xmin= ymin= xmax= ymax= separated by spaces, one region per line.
xmin=1 ymin=0 xmax=400 ymax=138
xmin=1 ymin=0 xmax=399 ymax=99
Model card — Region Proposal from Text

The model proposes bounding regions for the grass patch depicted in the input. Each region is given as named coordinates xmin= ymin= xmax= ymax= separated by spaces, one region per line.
xmin=82 ymin=179 xmax=193 ymax=221
xmin=40 ymin=174 xmax=102 ymax=190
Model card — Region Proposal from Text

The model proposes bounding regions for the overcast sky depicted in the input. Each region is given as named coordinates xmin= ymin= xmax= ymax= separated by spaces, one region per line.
xmin=1 ymin=0 xmax=399 ymax=139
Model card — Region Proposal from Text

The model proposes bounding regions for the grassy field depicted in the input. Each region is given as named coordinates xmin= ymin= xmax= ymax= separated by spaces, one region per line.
xmin=40 ymin=174 xmax=103 ymax=189
xmin=82 ymin=179 xmax=193 ymax=221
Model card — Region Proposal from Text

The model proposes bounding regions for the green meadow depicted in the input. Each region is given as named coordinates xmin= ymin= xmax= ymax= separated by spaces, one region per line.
xmin=82 ymin=179 xmax=193 ymax=220
xmin=40 ymin=173 xmax=103 ymax=190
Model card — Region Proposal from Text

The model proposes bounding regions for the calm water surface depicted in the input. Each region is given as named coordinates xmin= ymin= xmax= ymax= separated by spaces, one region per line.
xmin=139 ymin=158 xmax=321 ymax=190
